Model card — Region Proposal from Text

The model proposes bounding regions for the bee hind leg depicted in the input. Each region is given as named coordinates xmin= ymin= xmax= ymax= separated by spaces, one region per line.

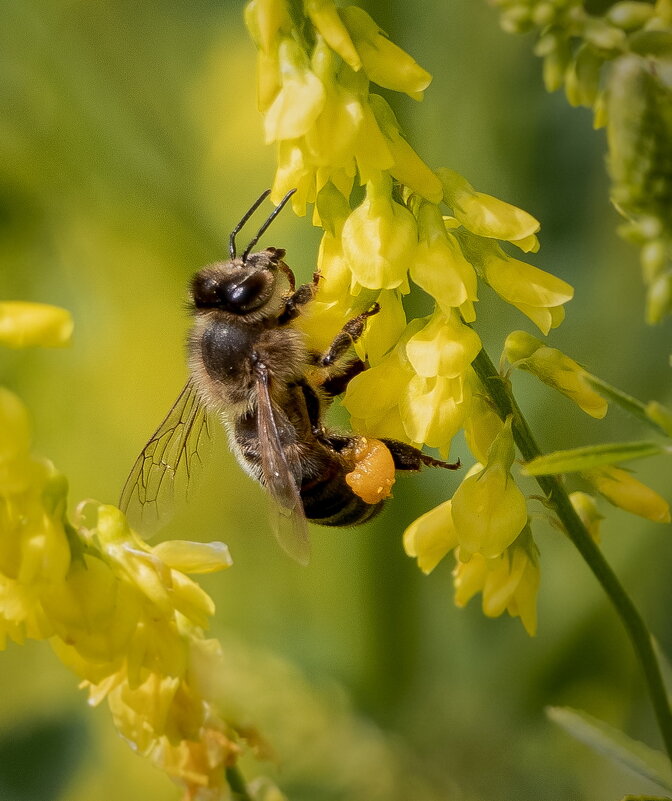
xmin=380 ymin=438 xmax=461 ymax=471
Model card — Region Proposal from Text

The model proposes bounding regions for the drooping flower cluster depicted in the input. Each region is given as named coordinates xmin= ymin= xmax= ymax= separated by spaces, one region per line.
xmin=0 ymin=303 xmax=261 ymax=801
xmin=246 ymin=0 xmax=672 ymax=635
xmin=489 ymin=0 xmax=672 ymax=323
xmin=245 ymin=0 xmax=576 ymax=633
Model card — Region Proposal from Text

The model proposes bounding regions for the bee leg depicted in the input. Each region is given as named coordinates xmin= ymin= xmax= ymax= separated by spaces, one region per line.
xmin=294 ymin=377 xmax=324 ymax=433
xmin=278 ymin=271 xmax=321 ymax=324
xmin=318 ymin=303 xmax=381 ymax=368
xmin=321 ymin=359 xmax=366 ymax=397
xmin=380 ymin=438 xmax=461 ymax=471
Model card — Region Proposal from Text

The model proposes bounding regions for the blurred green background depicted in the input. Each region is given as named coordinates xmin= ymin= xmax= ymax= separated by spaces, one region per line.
xmin=1 ymin=1 xmax=672 ymax=799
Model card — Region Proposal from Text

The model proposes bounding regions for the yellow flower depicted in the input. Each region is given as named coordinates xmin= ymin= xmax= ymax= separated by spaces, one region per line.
xmin=0 ymin=302 xmax=73 ymax=348
xmin=304 ymin=39 xmax=364 ymax=168
xmin=401 ymin=373 xmax=471 ymax=452
xmin=244 ymin=0 xmax=291 ymax=54
xmin=583 ymin=466 xmax=671 ymax=523
xmin=340 ymin=6 xmax=432 ymax=100
xmin=453 ymin=529 xmax=540 ymax=636
xmin=503 ymin=331 xmax=608 ymax=418
xmin=354 ymin=289 xmax=407 ymax=366
xmin=264 ymin=38 xmax=326 ymax=143
xmin=403 ymin=499 xmax=458 ymax=574
xmin=350 ymin=90 xmax=395 ymax=181
xmin=369 ymin=95 xmax=443 ymax=203
xmin=341 ymin=176 xmax=416 ymax=291
xmin=451 ymin=418 xmax=528 ymax=558
xmin=405 ymin=309 xmax=481 ymax=379
xmin=482 ymin=246 xmax=574 ymax=335
xmin=569 ymin=491 xmax=604 ymax=542
xmin=305 ymin=0 xmax=361 ymax=71
xmin=462 ymin=382 xmax=504 ymax=464
xmin=411 ymin=201 xmax=478 ymax=318
xmin=437 ymin=168 xmax=541 ymax=249
xmin=344 ymin=343 xmax=417 ymax=443
xmin=271 ymin=138 xmax=316 ymax=214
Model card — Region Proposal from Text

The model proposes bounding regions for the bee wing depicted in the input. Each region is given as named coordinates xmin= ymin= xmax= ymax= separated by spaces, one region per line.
xmin=119 ymin=379 xmax=212 ymax=534
xmin=255 ymin=366 xmax=311 ymax=566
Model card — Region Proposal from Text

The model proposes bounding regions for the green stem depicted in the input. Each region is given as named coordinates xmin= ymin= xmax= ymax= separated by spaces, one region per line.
xmin=472 ymin=347 xmax=672 ymax=763
xmin=226 ymin=765 xmax=254 ymax=801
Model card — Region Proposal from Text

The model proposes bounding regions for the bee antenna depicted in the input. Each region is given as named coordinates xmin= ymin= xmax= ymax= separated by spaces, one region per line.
xmin=229 ymin=189 xmax=272 ymax=260
xmin=241 ymin=189 xmax=297 ymax=263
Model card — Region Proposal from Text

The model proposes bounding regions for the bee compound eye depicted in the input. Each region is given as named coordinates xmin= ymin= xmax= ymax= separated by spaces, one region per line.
xmin=223 ymin=272 xmax=268 ymax=313
xmin=192 ymin=274 xmax=222 ymax=309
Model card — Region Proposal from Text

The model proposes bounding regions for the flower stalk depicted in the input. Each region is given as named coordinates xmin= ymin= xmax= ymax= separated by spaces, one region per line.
xmin=472 ymin=345 xmax=672 ymax=763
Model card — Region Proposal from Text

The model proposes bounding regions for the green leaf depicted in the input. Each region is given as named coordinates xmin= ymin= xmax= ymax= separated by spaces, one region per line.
xmin=584 ymin=375 xmax=671 ymax=437
xmin=522 ymin=441 xmax=665 ymax=476
xmin=547 ymin=706 xmax=672 ymax=791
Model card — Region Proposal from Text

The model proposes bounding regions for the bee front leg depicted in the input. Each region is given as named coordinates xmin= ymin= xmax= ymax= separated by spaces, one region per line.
xmin=318 ymin=303 xmax=380 ymax=368
xmin=278 ymin=270 xmax=321 ymax=324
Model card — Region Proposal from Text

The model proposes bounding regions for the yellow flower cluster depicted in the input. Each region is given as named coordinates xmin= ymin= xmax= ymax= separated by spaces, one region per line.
xmin=246 ymin=0 xmax=578 ymax=633
xmin=490 ymin=0 xmax=672 ymax=323
xmin=0 ymin=304 xmax=254 ymax=800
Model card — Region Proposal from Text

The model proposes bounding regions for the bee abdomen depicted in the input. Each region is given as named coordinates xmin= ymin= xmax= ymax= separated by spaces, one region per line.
xmin=301 ymin=470 xmax=383 ymax=527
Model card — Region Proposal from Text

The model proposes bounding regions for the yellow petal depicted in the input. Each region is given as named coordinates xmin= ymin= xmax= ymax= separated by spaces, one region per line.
xmin=152 ymin=540 xmax=233 ymax=574
xmin=271 ymin=139 xmax=316 ymax=215
xmin=484 ymin=253 xmax=574 ymax=309
xmin=369 ymin=94 xmax=442 ymax=202
xmin=0 ymin=302 xmax=73 ymax=348
xmin=340 ymin=6 xmax=432 ymax=99
xmin=411 ymin=202 xmax=478 ymax=312
xmin=463 ymin=382 xmax=504 ymax=465
xmin=451 ymin=465 xmax=528 ymax=557
xmin=437 ymin=169 xmax=540 ymax=241
xmin=584 ymin=466 xmax=671 ymax=523
xmin=405 ymin=310 xmax=481 ymax=379
xmin=305 ymin=0 xmax=362 ymax=70
xmin=453 ymin=552 xmax=488 ymax=607
xmin=354 ymin=289 xmax=406 ymax=366
xmin=342 ymin=181 xmax=417 ymax=290
xmin=244 ymin=0 xmax=292 ymax=53
xmin=569 ymin=491 xmax=604 ymax=542
xmin=264 ymin=39 xmax=326 ymax=143
xmin=403 ymin=499 xmax=458 ymax=574
xmin=400 ymin=374 xmax=470 ymax=450
xmin=0 ymin=388 xmax=31 ymax=462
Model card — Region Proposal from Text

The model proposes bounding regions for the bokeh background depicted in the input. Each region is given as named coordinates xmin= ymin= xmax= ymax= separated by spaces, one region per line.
xmin=1 ymin=1 xmax=672 ymax=799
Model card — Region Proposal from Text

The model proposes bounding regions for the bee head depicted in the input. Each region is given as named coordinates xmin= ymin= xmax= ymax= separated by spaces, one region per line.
xmin=191 ymin=248 xmax=287 ymax=317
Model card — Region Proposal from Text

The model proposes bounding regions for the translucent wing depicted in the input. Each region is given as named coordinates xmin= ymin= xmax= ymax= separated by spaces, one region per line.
xmin=119 ymin=379 xmax=212 ymax=534
xmin=255 ymin=365 xmax=311 ymax=565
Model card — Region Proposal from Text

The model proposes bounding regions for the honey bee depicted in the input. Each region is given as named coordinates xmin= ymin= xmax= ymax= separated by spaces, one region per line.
xmin=120 ymin=189 xmax=460 ymax=563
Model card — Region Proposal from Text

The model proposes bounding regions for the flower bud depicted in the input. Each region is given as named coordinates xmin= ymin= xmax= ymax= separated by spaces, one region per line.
xmin=583 ymin=466 xmax=671 ymax=523
xmin=305 ymin=0 xmax=361 ymax=70
xmin=503 ymin=331 xmax=608 ymax=418
xmin=482 ymin=248 xmax=573 ymax=335
xmin=340 ymin=6 xmax=432 ymax=99
xmin=569 ymin=491 xmax=604 ymax=542
xmin=437 ymin=168 xmax=541 ymax=245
